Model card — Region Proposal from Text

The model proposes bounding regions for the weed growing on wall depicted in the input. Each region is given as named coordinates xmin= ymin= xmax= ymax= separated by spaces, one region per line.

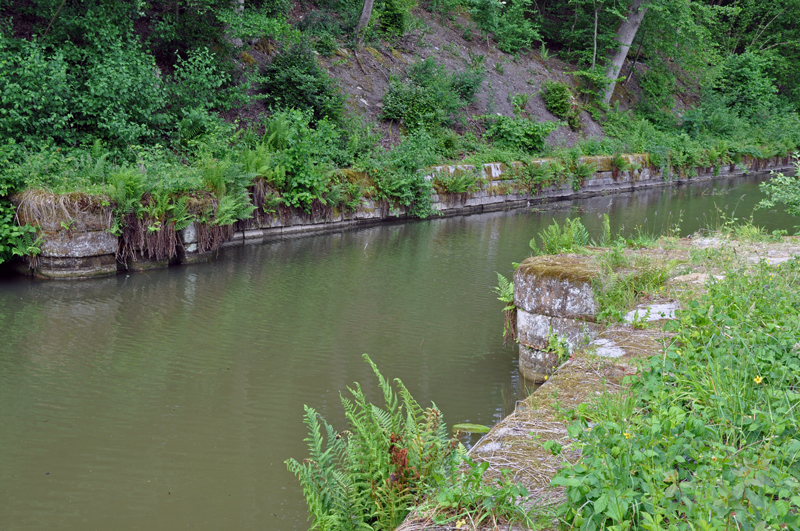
xmin=529 ymin=217 xmax=590 ymax=255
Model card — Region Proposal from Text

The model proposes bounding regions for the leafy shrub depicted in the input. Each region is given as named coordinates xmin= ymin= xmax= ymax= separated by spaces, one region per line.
xmin=259 ymin=42 xmax=346 ymax=124
xmin=758 ymin=154 xmax=800 ymax=216
xmin=264 ymin=109 xmax=343 ymax=210
xmin=382 ymin=58 xmax=471 ymax=131
xmin=0 ymin=37 xmax=73 ymax=145
xmin=468 ymin=0 xmax=539 ymax=53
xmin=380 ymin=0 xmax=407 ymax=35
xmin=166 ymin=48 xmax=235 ymax=113
xmin=713 ymin=51 xmax=778 ymax=121
xmin=368 ymin=129 xmax=438 ymax=217
xmin=484 ymin=115 xmax=559 ymax=152
xmin=492 ymin=0 xmax=539 ymax=53
xmin=541 ymin=80 xmax=573 ymax=118
xmin=450 ymin=67 xmax=486 ymax=105
xmin=541 ymin=80 xmax=580 ymax=129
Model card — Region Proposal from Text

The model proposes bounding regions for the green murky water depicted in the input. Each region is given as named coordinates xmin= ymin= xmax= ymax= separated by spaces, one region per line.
xmin=0 ymin=174 xmax=795 ymax=530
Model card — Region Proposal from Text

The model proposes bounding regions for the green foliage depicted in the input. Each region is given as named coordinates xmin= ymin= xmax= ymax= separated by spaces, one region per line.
xmin=541 ymin=81 xmax=572 ymax=118
xmin=555 ymin=259 xmax=800 ymax=530
xmin=367 ymin=129 xmax=438 ymax=218
xmin=493 ymin=272 xmax=516 ymax=345
xmin=286 ymin=354 xmax=458 ymax=531
xmin=713 ymin=51 xmax=778 ymax=122
xmin=450 ymin=68 xmax=486 ymax=105
xmin=0 ymin=199 xmax=41 ymax=266
xmin=259 ymin=42 xmax=346 ymax=124
xmin=758 ymin=154 xmax=800 ymax=217
xmin=542 ymin=80 xmax=582 ymax=130
xmin=431 ymin=169 xmax=481 ymax=195
xmin=219 ymin=8 xmax=300 ymax=42
xmin=382 ymin=58 xmax=474 ymax=131
xmin=513 ymin=161 xmax=559 ymax=194
xmin=467 ymin=0 xmax=540 ymax=53
xmin=263 ymin=110 xmax=343 ymax=211
xmin=0 ymin=30 xmax=166 ymax=148
xmin=380 ymin=0 xmax=407 ymax=35
xmin=0 ymin=36 xmax=73 ymax=146
xmin=423 ymin=458 xmax=538 ymax=527
xmin=491 ymin=0 xmax=539 ymax=54
xmin=529 ymin=217 xmax=590 ymax=255
xmin=167 ymin=48 xmax=236 ymax=113
xmin=484 ymin=116 xmax=559 ymax=153
xmin=593 ymin=255 xmax=673 ymax=322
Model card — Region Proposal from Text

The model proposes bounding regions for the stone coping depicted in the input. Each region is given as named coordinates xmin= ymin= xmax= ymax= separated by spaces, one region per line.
xmin=8 ymin=154 xmax=795 ymax=279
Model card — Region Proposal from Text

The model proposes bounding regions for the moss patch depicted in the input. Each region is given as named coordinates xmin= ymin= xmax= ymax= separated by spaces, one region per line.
xmin=517 ymin=254 xmax=599 ymax=283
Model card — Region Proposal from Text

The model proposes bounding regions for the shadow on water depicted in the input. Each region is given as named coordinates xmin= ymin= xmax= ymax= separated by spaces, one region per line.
xmin=0 ymin=173 xmax=794 ymax=530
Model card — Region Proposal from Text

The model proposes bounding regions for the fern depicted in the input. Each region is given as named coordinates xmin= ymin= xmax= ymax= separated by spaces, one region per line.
xmin=493 ymin=272 xmax=517 ymax=346
xmin=287 ymin=354 xmax=457 ymax=531
xmin=171 ymin=196 xmax=194 ymax=231
xmin=530 ymin=217 xmax=590 ymax=255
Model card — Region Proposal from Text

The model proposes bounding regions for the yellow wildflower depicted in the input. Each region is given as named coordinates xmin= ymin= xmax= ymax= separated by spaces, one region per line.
xmin=456 ymin=519 xmax=466 ymax=529
xmin=624 ymin=432 xmax=631 ymax=439
xmin=754 ymin=375 xmax=763 ymax=384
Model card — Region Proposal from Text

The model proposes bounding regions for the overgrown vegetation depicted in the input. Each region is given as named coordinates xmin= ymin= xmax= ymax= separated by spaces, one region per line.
xmin=287 ymin=354 xmax=540 ymax=530
xmin=555 ymin=258 xmax=800 ymax=530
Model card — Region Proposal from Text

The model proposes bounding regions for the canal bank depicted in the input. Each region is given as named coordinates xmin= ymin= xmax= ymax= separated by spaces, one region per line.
xmin=399 ymin=231 xmax=800 ymax=530
xmin=9 ymin=153 xmax=794 ymax=279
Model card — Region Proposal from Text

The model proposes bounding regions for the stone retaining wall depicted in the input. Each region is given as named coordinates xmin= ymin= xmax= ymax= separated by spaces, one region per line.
xmin=513 ymin=255 xmax=601 ymax=382
xmin=12 ymin=154 xmax=794 ymax=279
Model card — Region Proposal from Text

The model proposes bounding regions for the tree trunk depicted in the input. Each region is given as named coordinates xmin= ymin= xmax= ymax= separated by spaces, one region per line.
xmin=602 ymin=0 xmax=648 ymax=104
xmin=591 ymin=5 xmax=599 ymax=71
xmin=355 ymin=0 xmax=375 ymax=47
xmin=228 ymin=0 xmax=245 ymax=47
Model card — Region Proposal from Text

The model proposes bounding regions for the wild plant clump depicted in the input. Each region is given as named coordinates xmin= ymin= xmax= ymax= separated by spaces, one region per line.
xmin=258 ymin=42 xmax=346 ymax=125
xmin=382 ymin=58 xmax=482 ymax=132
xmin=286 ymin=354 xmax=460 ymax=531
xmin=541 ymin=80 xmax=580 ymax=130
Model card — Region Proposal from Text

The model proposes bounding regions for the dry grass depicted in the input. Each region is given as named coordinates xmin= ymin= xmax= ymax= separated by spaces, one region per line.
xmin=13 ymin=189 xmax=113 ymax=232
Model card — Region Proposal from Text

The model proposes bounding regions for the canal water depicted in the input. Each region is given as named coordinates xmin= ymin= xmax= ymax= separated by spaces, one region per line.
xmin=0 ymin=174 xmax=795 ymax=530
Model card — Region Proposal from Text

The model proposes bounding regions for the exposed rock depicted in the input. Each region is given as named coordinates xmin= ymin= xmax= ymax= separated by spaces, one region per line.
xmin=624 ymin=301 xmax=679 ymax=322
xmin=590 ymin=338 xmax=626 ymax=358
xmin=39 ymin=230 xmax=117 ymax=258
xmin=516 ymin=309 xmax=599 ymax=351
xmin=518 ymin=344 xmax=559 ymax=383
xmin=514 ymin=255 xmax=599 ymax=321
xmin=33 ymin=255 xmax=117 ymax=280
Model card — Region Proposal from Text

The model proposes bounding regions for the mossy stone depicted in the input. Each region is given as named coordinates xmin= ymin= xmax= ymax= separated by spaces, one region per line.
xmin=514 ymin=255 xmax=599 ymax=321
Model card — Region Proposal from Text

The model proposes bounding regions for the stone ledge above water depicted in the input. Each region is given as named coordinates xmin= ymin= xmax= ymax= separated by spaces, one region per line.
xmin=9 ymin=154 xmax=794 ymax=280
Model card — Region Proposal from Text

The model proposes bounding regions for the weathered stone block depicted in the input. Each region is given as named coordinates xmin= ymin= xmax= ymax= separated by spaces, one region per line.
xmin=181 ymin=223 xmax=198 ymax=245
xmin=33 ymin=254 xmax=117 ymax=279
xmin=39 ymin=230 xmax=117 ymax=258
xmin=516 ymin=309 xmax=599 ymax=351
xmin=518 ymin=344 xmax=559 ymax=383
xmin=124 ymin=251 xmax=169 ymax=272
xmin=514 ymin=255 xmax=599 ymax=321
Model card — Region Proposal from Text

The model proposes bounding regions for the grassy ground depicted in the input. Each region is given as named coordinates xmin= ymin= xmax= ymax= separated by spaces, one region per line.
xmin=400 ymin=230 xmax=800 ymax=531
